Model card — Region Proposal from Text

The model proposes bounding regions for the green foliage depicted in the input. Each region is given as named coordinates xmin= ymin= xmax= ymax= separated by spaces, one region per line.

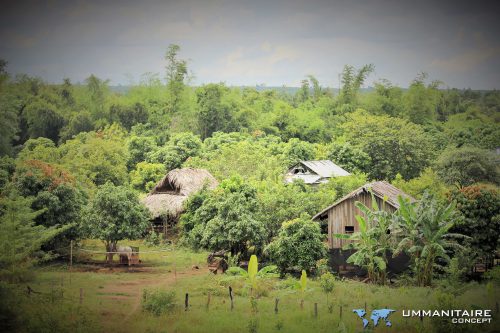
xmin=444 ymin=110 xmax=500 ymax=149
xmin=186 ymin=138 xmax=284 ymax=182
xmin=183 ymin=176 xmax=266 ymax=256
xmin=403 ymin=73 xmax=440 ymax=124
xmin=393 ymin=192 xmax=463 ymax=286
xmin=282 ymin=138 xmax=315 ymax=167
xmin=340 ymin=110 xmax=436 ymax=180
xmin=435 ymin=146 xmax=499 ymax=187
xmin=148 ymin=132 xmax=202 ymax=171
xmin=82 ymin=182 xmax=150 ymax=258
xmin=338 ymin=64 xmax=375 ymax=108
xmin=392 ymin=168 xmax=448 ymax=200
xmin=327 ymin=141 xmax=370 ymax=174
xmin=248 ymin=254 xmax=258 ymax=289
xmin=196 ymin=83 xmax=235 ymax=139
xmin=484 ymin=266 xmax=500 ymax=285
xmin=127 ymin=135 xmax=158 ymax=169
xmin=449 ymin=186 xmax=500 ymax=257
xmin=12 ymin=160 xmax=86 ymax=251
xmin=59 ymin=125 xmax=129 ymax=186
xmin=109 ymin=102 xmax=148 ymax=130
xmin=143 ymin=230 xmax=163 ymax=247
xmin=319 ymin=271 xmax=335 ymax=305
xmin=299 ymin=270 xmax=307 ymax=292
xmin=337 ymin=196 xmax=393 ymax=284
xmin=266 ymin=215 xmax=326 ymax=274
xmin=130 ymin=162 xmax=166 ymax=192
xmin=0 ymin=194 xmax=63 ymax=282
xmin=142 ymin=289 xmax=177 ymax=316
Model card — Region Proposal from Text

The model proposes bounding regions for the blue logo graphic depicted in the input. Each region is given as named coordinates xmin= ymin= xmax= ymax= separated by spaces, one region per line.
xmin=353 ymin=308 xmax=396 ymax=328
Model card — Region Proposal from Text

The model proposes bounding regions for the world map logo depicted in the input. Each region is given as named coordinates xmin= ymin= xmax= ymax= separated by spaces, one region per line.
xmin=353 ymin=308 xmax=396 ymax=328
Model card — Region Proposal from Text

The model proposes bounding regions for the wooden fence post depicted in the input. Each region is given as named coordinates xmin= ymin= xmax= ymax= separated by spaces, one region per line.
xmin=229 ymin=286 xmax=234 ymax=311
xmin=207 ymin=292 xmax=211 ymax=310
xmin=300 ymin=299 xmax=304 ymax=310
xmin=51 ymin=281 xmax=54 ymax=303
xmin=69 ymin=240 xmax=73 ymax=285
xmin=340 ymin=305 xmax=343 ymax=319
xmin=185 ymin=293 xmax=189 ymax=311
xmin=274 ymin=298 xmax=279 ymax=314
xmin=79 ymin=288 xmax=83 ymax=305
xmin=314 ymin=303 xmax=318 ymax=318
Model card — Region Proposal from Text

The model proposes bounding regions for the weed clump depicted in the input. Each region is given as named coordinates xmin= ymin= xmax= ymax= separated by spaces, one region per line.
xmin=142 ymin=289 xmax=177 ymax=316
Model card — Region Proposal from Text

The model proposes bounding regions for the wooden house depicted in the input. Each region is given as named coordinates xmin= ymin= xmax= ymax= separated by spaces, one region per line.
xmin=312 ymin=181 xmax=414 ymax=249
xmin=142 ymin=168 xmax=218 ymax=237
xmin=312 ymin=181 xmax=415 ymax=275
xmin=285 ymin=160 xmax=350 ymax=185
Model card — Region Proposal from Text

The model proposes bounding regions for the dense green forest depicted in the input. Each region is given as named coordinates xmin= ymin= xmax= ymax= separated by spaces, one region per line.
xmin=1 ymin=44 xmax=499 ymax=281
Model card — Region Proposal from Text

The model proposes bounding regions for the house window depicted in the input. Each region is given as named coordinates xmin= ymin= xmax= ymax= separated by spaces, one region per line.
xmin=345 ymin=226 xmax=354 ymax=234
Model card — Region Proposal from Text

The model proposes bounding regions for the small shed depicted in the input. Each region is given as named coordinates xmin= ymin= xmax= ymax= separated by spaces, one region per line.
xmin=285 ymin=160 xmax=350 ymax=185
xmin=312 ymin=181 xmax=414 ymax=249
xmin=142 ymin=168 xmax=218 ymax=237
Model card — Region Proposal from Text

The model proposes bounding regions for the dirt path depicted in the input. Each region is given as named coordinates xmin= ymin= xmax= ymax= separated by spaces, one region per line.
xmin=98 ymin=266 xmax=208 ymax=324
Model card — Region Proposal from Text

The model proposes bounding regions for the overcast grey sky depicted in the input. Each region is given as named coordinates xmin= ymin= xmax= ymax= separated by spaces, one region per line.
xmin=1 ymin=0 xmax=499 ymax=89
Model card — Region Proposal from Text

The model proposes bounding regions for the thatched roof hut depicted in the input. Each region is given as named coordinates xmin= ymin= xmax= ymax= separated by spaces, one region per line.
xmin=142 ymin=168 xmax=218 ymax=220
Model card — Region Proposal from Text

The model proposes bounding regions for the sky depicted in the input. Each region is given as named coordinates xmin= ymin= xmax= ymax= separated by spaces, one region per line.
xmin=1 ymin=0 xmax=499 ymax=89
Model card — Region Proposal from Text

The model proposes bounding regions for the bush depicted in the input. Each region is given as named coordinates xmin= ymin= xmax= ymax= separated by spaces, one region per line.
xmin=142 ymin=289 xmax=177 ymax=316
xmin=484 ymin=266 xmax=500 ymax=285
xmin=143 ymin=230 xmax=163 ymax=247
xmin=266 ymin=214 xmax=326 ymax=274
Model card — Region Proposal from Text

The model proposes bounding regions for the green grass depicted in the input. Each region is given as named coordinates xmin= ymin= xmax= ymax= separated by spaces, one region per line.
xmin=7 ymin=243 xmax=500 ymax=333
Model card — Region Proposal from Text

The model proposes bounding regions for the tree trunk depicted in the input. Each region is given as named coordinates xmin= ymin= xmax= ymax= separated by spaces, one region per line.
xmin=106 ymin=241 xmax=116 ymax=264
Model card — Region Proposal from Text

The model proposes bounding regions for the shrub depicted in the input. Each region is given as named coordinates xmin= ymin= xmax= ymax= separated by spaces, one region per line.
xmin=266 ymin=214 xmax=326 ymax=274
xmin=142 ymin=289 xmax=177 ymax=316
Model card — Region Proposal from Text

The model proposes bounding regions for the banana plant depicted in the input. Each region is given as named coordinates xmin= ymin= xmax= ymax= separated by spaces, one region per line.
xmin=335 ymin=192 xmax=392 ymax=284
xmin=392 ymin=192 xmax=465 ymax=286
xmin=225 ymin=255 xmax=280 ymax=295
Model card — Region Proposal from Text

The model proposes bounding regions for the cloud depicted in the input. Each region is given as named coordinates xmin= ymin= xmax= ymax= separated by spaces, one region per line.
xmin=430 ymin=47 xmax=500 ymax=73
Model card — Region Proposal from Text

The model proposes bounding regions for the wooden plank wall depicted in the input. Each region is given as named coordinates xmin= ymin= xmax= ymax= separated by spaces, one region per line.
xmin=328 ymin=193 xmax=396 ymax=249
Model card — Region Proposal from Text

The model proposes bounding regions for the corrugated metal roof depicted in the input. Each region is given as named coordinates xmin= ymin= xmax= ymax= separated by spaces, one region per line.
xmin=300 ymin=160 xmax=350 ymax=178
xmin=312 ymin=181 xmax=416 ymax=220
xmin=285 ymin=174 xmax=322 ymax=184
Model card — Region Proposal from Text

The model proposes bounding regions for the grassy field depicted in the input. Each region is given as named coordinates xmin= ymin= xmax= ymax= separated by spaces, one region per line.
xmin=11 ymin=240 xmax=499 ymax=333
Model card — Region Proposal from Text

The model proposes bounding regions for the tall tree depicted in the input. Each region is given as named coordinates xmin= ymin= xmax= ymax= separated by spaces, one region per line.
xmin=196 ymin=83 xmax=233 ymax=139
xmin=165 ymin=44 xmax=188 ymax=114
xmin=82 ymin=182 xmax=150 ymax=262
xmin=338 ymin=64 xmax=375 ymax=110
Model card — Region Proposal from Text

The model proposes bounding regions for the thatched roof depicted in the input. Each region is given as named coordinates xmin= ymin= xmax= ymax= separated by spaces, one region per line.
xmin=143 ymin=168 xmax=218 ymax=219
xmin=150 ymin=168 xmax=218 ymax=196
xmin=312 ymin=181 xmax=415 ymax=220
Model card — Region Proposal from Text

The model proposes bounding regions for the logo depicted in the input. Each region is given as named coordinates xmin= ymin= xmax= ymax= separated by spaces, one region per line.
xmin=353 ymin=308 xmax=396 ymax=328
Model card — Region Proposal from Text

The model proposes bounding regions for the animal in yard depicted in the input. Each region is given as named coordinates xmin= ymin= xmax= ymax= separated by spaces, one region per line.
xmin=117 ymin=246 xmax=133 ymax=265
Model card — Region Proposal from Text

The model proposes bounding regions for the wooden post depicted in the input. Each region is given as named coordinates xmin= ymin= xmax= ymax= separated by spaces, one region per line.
xmin=300 ymin=299 xmax=304 ymax=310
xmin=340 ymin=305 xmax=343 ymax=319
xmin=79 ymin=288 xmax=83 ymax=305
xmin=185 ymin=293 xmax=189 ymax=311
xmin=51 ymin=281 xmax=54 ymax=303
xmin=229 ymin=286 xmax=234 ymax=311
xmin=206 ymin=292 xmax=211 ymax=310
xmin=364 ymin=301 xmax=367 ymax=311
xmin=314 ymin=303 xmax=318 ymax=318
xmin=274 ymin=298 xmax=279 ymax=314
xmin=69 ymin=240 xmax=73 ymax=285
